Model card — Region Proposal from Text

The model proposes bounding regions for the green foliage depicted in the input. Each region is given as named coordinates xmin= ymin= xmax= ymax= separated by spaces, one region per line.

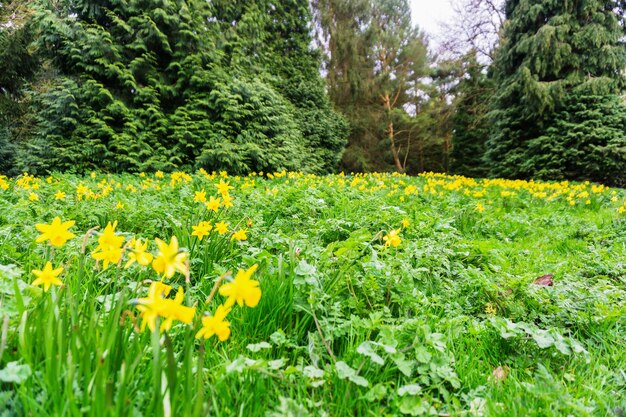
xmin=486 ymin=0 xmax=626 ymax=185
xmin=450 ymin=54 xmax=492 ymax=178
xmin=194 ymin=75 xmax=306 ymax=174
xmin=1 ymin=171 xmax=626 ymax=415
xmin=313 ymin=0 xmax=443 ymax=174
xmin=9 ymin=0 xmax=347 ymax=175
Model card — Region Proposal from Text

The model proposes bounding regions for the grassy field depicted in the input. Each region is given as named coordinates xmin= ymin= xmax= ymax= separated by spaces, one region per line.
xmin=0 ymin=171 xmax=625 ymax=416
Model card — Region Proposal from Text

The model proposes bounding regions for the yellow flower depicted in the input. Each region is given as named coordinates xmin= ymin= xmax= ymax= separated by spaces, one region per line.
xmin=155 ymin=170 xmax=165 ymax=178
xmin=194 ymin=190 xmax=207 ymax=203
xmin=35 ymin=217 xmax=76 ymax=247
xmin=476 ymin=202 xmax=485 ymax=213
xmin=192 ymin=221 xmax=212 ymax=241
xmin=219 ymin=264 xmax=261 ymax=308
xmin=97 ymin=221 xmax=125 ymax=249
xmin=383 ymin=229 xmax=401 ymax=248
xmin=205 ymin=196 xmax=221 ymax=213
xmin=92 ymin=246 xmax=123 ymax=270
xmin=152 ymin=236 xmax=188 ymax=279
xmin=231 ymin=229 xmax=248 ymax=241
xmin=136 ymin=282 xmax=196 ymax=332
xmin=196 ymin=304 xmax=231 ymax=341
xmin=401 ymin=218 xmax=410 ymax=228
xmin=28 ymin=193 xmax=39 ymax=201
xmin=124 ymin=238 xmax=154 ymax=268
xmin=216 ymin=180 xmax=233 ymax=197
xmin=54 ymin=191 xmax=66 ymax=200
xmin=32 ymin=262 xmax=63 ymax=292
xmin=91 ymin=221 xmax=125 ymax=270
xmin=221 ymin=193 xmax=234 ymax=208
xmin=214 ymin=221 xmax=228 ymax=235
xmin=116 ymin=201 xmax=124 ymax=209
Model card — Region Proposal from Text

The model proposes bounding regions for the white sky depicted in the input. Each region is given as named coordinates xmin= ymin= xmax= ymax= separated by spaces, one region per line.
xmin=409 ymin=0 xmax=455 ymax=47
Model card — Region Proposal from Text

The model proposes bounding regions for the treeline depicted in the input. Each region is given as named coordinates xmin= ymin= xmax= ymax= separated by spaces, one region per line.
xmin=1 ymin=0 xmax=626 ymax=185
xmin=0 ymin=0 xmax=348 ymax=175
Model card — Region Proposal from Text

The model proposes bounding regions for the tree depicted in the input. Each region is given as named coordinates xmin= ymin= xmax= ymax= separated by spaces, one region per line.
xmin=450 ymin=52 xmax=492 ymax=177
xmin=0 ymin=0 xmax=39 ymax=174
xmin=485 ymin=0 xmax=626 ymax=185
xmin=313 ymin=0 xmax=431 ymax=173
xmin=16 ymin=0 xmax=347 ymax=174
xmin=439 ymin=0 xmax=505 ymax=63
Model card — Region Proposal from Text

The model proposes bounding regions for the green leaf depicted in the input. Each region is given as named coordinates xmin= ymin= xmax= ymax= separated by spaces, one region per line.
xmin=357 ymin=341 xmax=384 ymax=365
xmin=414 ymin=346 xmax=432 ymax=364
xmin=335 ymin=361 xmax=369 ymax=387
xmin=246 ymin=342 xmax=272 ymax=352
xmin=397 ymin=384 xmax=422 ymax=396
xmin=365 ymin=383 xmax=388 ymax=402
xmin=0 ymin=362 xmax=31 ymax=384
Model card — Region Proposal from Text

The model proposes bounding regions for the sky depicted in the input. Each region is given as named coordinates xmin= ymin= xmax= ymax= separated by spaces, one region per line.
xmin=409 ymin=0 xmax=456 ymax=47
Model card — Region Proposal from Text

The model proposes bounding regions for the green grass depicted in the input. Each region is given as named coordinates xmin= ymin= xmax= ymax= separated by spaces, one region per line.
xmin=0 ymin=171 xmax=625 ymax=416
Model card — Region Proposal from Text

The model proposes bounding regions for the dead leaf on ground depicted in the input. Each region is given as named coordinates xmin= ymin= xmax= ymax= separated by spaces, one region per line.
xmin=533 ymin=274 xmax=554 ymax=286
xmin=489 ymin=365 xmax=510 ymax=383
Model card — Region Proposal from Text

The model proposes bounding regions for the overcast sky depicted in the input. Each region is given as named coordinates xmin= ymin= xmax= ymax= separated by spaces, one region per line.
xmin=409 ymin=0 xmax=455 ymax=47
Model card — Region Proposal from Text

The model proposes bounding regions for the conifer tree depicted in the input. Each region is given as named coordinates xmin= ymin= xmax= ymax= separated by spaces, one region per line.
xmin=18 ymin=0 xmax=347 ymax=174
xmin=486 ymin=0 xmax=626 ymax=185
xmin=450 ymin=53 xmax=492 ymax=177
xmin=0 ymin=0 xmax=39 ymax=174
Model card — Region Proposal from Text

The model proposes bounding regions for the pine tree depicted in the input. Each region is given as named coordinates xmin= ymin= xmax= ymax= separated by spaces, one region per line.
xmin=313 ymin=0 xmax=430 ymax=173
xmin=486 ymin=0 xmax=626 ymax=185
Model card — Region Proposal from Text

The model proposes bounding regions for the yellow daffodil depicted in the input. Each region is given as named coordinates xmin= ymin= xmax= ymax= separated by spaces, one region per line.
xmin=231 ymin=229 xmax=248 ymax=241
xmin=136 ymin=282 xmax=195 ymax=332
xmin=32 ymin=262 xmax=63 ymax=292
xmin=206 ymin=196 xmax=221 ymax=213
xmin=195 ymin=304 xmax=231 ymax=341
xmin=124 ymin=238 xmax=154 ymax=268
xmin=401 ymin=218 xmax=410 ymax=228
xmin=35 ymin=217 xmax=76 ymax=247
xmin=383 ymin=229 xmax=401 ymax=248
xmin=92 ymin=245 xmax=123 ymax=270
xmin=91 ymin=221 xmax=124 ymax=269
xmin=152 ymin=236 xmax=188 ymax=279
xmin=221 ymin=193 xmax=234 ymax=208
xmin=219 ymin=264 xmax=261 ymax=308
xmin=194 ymin=190 xmax=207 ymax=203
xmin=192 ymin=221 xmax=212 ymax=241
xmin=216 ymin=180 xmax=233 ymax=197
xmin=96 ymin=221 xmax=125 ymax=249
xmin=214 ymin=221 xmax=228 ymax=235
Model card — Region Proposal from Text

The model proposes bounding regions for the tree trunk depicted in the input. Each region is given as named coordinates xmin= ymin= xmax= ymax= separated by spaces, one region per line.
xmin=382 ymin=93 xmax=404 ymax=173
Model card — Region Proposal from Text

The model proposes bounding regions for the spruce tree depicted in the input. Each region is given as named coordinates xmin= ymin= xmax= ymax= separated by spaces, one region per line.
xmin=486 ymin=0 xmax=626 ymax=185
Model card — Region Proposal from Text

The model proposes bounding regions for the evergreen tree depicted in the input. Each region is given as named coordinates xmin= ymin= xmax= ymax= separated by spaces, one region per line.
xmin=0 ymin=0 xmax=39 ymax=175
xmin=450 ymin=52 xmax=492 ymax=177
xmin=18 ymin=0 xmax=347 ymax=174
xmin=486 ymin=0 xmax=626 ymax=185
xmin=313 ymin=0 xmax=431 ymax=173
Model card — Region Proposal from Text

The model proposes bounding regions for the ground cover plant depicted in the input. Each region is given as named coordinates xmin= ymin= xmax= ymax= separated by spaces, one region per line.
xmin=0 ymin=170 xmax=625 ymax=416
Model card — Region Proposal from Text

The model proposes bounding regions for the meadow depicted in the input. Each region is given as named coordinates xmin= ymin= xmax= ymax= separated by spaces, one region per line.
xmin=0 ymin=170 xmax=624 ymax=416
